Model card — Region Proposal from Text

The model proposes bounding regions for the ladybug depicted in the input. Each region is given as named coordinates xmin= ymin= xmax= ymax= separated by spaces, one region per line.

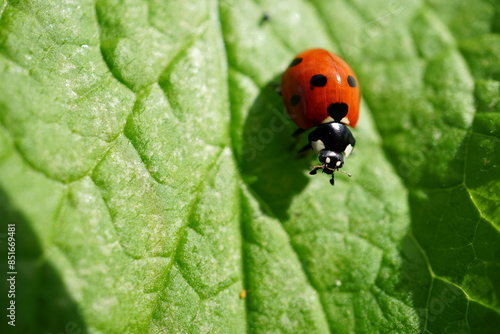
xmin=281 ymin=48 xmax=360 ymax=185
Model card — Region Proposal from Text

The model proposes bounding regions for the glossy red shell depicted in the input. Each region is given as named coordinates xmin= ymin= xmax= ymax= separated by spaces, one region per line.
xmin=281 ymin=49 xmax=360 ymax=129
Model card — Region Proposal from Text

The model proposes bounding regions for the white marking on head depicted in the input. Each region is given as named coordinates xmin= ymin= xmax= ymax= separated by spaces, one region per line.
xmin=311 ymin=140 xmax=325 ymax=154
xmin=343 ymin=144 xmax=353 ymax=157
xmin=325 ymin=157 xmax=331 ymax=163
xmin=340 ymin=117 xmax=350 ymax=125
xmin=336 ymin=160 xmax=341 ymax=167
xmin=321 ymin=116 xmax=334 ymax=124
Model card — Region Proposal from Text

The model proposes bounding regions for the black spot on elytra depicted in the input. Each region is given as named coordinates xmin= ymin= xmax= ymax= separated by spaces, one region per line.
xmin=310 ymin=74 xmax=327 ymax=87
xmin=288 ymin=58 xmax=302 ymax=67
xmin=327 ymin=103 xmax=349 ymax=122
xmin=291 ymin=94 xmax=300 ymax=106
xmin=347 ymin=75 xmax=356 ymax=87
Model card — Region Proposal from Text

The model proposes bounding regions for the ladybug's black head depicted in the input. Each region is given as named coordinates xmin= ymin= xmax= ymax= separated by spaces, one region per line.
xmin=319 ymin=150 xmax=344 ymax=170
xmin=309 ymin=149 xmax=351 ymax=186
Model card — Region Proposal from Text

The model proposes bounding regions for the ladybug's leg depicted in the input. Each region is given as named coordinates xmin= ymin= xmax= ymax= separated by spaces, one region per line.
xmin=292 ymin=128 xmax=306 ymax=137
xmin=290 ymin=127 xmax=307 ymax=151
xmin=329 ymin=174 xmax=335 ymax=186
xmin=268 ymin=82 xmax=281 ymax=95
xmin=296 ymin=143 xmax=313 ymax=161
xmin=297 ymin=143 xmax=311 ymax=153
xmin=297 ymin=144 xmax=311 ymax=156
xmin=309 ymin=165 xmax=323 ymax=175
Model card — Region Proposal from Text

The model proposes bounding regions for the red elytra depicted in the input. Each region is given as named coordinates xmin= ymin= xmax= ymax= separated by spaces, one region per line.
xmin=281 ymin=48 xmax=360 ymax=130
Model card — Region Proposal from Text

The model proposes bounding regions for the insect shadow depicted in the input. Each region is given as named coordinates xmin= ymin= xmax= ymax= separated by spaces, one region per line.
xmin=240 ymin=75 xmax=311 ymax=221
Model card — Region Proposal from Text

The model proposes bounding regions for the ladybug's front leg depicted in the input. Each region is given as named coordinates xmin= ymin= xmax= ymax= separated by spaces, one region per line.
xmin=297 ymin=143 xmax=311 ymax=154
xmin=292 ymin=127 xmax=306 ymax=137
xmin=309 ymin=165 xmax=323 ymax=175
xmin=290 ymin=127 xmax=308 ymax=152
xmin=268 ymin=82 xmax=281 ymax=95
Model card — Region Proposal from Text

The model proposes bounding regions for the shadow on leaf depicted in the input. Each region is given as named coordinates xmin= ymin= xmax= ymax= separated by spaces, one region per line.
xmin=0 ymin=186 xmax=87 ymax=334
xmin=398 ymin=128 xmax=500 ymax=332
xmin=240 ymin=75 xmax=311 ymax=221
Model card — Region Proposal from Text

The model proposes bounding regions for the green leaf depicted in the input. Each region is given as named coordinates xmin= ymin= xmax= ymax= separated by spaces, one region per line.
xmin=0 ymin=0 xmax=498 ymax=333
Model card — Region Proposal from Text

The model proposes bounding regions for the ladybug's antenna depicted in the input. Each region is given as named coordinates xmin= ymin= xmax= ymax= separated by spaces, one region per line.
xmin=328 ymin=169 xmax=351 ymax=186
xmin=309 ymin=165 xmax=323 ymax=175
xmin=309 ymin=165 xmax=352 ymax=186
xmin=337 ymin=169 xmax=352 ymax=178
